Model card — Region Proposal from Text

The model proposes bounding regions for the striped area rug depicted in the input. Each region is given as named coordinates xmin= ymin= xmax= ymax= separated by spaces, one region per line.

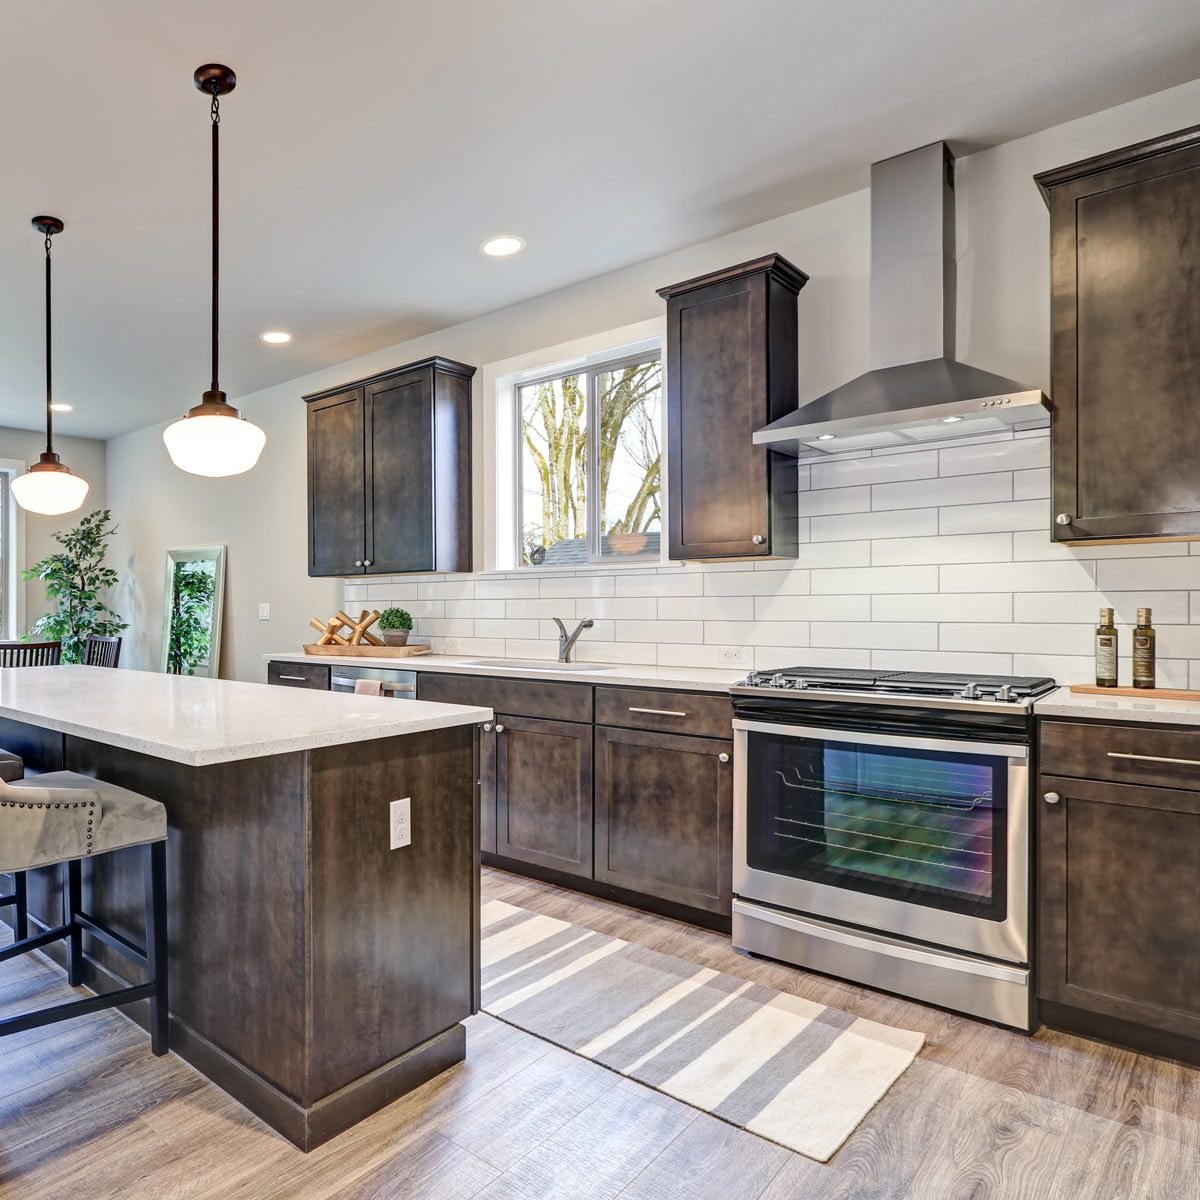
xmin=480 ymin=899 xmax=924 ymax=1163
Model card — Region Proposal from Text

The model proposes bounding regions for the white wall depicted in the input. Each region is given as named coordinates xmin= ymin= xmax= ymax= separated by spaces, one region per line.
xmin=105 ymin=76 xmax=1200 ymax=684
xmin=0 ymin=425 xmax=108 ymax=632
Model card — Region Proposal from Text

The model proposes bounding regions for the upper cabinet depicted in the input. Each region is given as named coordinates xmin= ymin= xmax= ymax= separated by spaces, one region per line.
xmin=1037 ymin=126 xmax=1200 ymax=542
xmin=657 ymin=254 xmax=807 ymax=561
xmin=305 ymin=356 xmax=475 ymax=576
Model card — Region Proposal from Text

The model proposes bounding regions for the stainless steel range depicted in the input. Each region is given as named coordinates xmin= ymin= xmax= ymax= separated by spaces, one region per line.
xmin=730 ymin=667 xmax=1057 ymax=1030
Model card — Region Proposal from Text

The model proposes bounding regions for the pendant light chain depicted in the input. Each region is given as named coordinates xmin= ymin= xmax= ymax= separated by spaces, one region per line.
xmin=44 ymin=226 xmax=54 ymax=455
xmin=210 ymin=82 xmax=220 ymax=395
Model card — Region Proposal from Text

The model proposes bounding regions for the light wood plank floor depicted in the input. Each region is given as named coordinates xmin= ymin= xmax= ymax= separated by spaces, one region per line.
xmin=2 ymin=867 xmax=1198 ymax=1199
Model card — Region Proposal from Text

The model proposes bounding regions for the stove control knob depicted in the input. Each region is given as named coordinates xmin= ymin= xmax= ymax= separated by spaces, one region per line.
xmin=996 ymin=684 xmax=1015 ymax=702
xmin=769 ymin=673 xmax=789 ymax=689
xmin=959 ymin=682 xmax=980 ymax=700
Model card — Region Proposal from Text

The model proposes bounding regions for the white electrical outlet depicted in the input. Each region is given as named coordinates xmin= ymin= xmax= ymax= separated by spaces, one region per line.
xmin=258 ymin=602 xmax=271 ymax=621
xmin=389 ymin=797 xmax=412 ymax=849
xmin=441 ymin=637 xmax=462 ymax=653
xmin=719 ymin=647 xmax=746 ymax=664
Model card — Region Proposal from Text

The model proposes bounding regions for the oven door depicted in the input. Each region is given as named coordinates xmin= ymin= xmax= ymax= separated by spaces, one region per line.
xmin=733 ymin=719 xmax=1029 ymax=964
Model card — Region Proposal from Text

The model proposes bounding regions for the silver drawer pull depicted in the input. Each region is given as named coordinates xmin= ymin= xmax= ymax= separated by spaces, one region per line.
xmin=1107 ymin=751 xmax=1200 ymax=767
xmin=718 ymin=752 xmax=730 ymax=763
xmin=278 ymin=674 xmax=310 ymax=682
xmin=629 ymin=706 xmax=688 ymax=718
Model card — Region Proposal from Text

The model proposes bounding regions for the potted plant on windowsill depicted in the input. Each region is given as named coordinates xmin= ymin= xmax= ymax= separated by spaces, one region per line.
xmin=378 ymin=607 xmax=413 ymax=646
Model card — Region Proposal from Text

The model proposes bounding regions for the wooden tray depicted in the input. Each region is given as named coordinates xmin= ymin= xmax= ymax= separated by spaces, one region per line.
xmin=1069 ymin=684 xmax=1200 ymax=702
xmin=302 ymin=643 xmax=431 ymax=658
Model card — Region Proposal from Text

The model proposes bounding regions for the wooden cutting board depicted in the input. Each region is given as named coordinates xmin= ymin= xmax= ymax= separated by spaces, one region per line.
xmin=1069 ymin=684 xmax=1200 ymax=702
xmin=302 ymin=644 xmax=431 ymax=658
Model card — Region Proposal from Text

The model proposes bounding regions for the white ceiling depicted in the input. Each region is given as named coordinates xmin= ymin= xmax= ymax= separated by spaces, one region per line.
xmin=1 ymin=0 xmax=1198 ymax=439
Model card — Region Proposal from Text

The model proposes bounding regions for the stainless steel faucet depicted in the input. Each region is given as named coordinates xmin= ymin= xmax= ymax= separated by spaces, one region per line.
xmin=553 ymin=617 xmax=594 ymax=663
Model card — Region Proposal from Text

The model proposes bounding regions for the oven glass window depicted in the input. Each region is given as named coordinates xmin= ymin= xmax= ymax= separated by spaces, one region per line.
xmin=745 ymin=730 xmax=1008 ymax=920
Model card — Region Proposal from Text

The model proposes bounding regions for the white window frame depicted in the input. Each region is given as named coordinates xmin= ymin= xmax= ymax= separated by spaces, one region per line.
xmin=0 ymin=459 xmax=28 ymax=639
xmin=479 ymin=318 xmax=668 ymax=574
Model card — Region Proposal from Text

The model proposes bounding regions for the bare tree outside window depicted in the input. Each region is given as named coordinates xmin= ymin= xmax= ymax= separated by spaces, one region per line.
xmin=519 ymin=354 xmax=661 ymax=566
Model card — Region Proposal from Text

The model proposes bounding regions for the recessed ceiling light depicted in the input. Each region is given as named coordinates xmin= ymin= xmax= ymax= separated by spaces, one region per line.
xmin=49 ymin=402 xmax=73 ymax=413
xmin=816 ymin=433 xmax=836 ymax=441
xmin=480 ymin=234 xmax=526 ymax=257
xmin=260 ymin=330 xmax=292 ymax=344
xmin=942 ymin=415 xmax=963 ymax=423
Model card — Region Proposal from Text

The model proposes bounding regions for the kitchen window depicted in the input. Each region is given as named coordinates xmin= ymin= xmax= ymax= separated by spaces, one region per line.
xmin=516 ymin=350 xmax=662 ymax=567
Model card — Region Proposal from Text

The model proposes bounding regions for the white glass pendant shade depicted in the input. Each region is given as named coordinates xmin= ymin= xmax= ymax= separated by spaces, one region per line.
xmin=163 ymin=410 xmax=266 ymax=477
xmin=12 ymin=459 xmax=90 ymax=515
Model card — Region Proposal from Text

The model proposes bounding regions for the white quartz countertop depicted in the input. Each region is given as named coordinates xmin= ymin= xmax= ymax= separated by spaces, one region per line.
xmin=0 ymin=666 xmax=492 ymax=767
xmin=264 ymin=651 xmax=745 ymax=693
xmin=1035 ymin=686 xmax=1200 ymax=727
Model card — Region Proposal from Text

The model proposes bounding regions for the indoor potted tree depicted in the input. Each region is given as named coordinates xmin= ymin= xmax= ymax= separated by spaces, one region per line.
xmin=378 ymin=607 xmax=413 ymax=646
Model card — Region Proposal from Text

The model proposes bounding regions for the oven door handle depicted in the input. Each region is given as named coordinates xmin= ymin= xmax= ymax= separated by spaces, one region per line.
xmin=732 ymin=718 xmax=1028 ymax=760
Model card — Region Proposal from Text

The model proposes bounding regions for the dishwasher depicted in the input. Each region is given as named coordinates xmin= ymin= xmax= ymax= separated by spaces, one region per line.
xmin=329 ymin=664 xmax=418 ymax=698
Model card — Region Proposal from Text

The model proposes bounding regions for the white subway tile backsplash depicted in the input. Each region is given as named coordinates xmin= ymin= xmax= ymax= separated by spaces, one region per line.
xmin=872 ymin=472 xmax=1011 ymax=511
xmin=811 ymin=508 xmax=937 ymax=542
xmin=347 ymin=433 xmax=1198 ymax=687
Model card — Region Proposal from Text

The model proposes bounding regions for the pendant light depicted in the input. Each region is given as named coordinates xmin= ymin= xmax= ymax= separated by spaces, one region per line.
xmin=12 ymin=218 xmax=90 ymax=516
xmin=163 ymin=64 xmax=266 ymax=477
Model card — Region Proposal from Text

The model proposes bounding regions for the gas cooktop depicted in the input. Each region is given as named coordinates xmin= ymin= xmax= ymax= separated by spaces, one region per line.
xmin=732 ymin=666 xmax=1056 ymax=706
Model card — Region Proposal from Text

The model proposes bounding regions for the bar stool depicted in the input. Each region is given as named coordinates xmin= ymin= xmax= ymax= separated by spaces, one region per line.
xmin=0 ymin=771 xmax=169 ymax=1055
xmin=0 ymin=750 xmax=27 ymax=938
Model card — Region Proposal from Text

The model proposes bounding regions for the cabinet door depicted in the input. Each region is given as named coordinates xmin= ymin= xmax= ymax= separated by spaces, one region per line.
xmin=495 ymin=714 xmax=593 ymax=878
xmin=1046 ymin=138 xmax=1200 ymax=540
xmin=365 ymin=368 xmax=435 ymax=573
xmin=307 ymin=387 xmax=366 ymax=576
xmin=1038 ymin=772 xmax=1200 ymax=1041
xmin=595 ymin=726 xmax=733 ymax=915
xmin=267 ymin=661 xmax=330 ymax=690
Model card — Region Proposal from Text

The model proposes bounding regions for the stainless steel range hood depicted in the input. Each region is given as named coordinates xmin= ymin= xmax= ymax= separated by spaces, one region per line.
xmin=755 ymin=142 xmax=1049 ymax=460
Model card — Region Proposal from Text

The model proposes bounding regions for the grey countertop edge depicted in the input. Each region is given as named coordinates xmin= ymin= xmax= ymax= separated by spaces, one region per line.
xmin=1034 ymin=687 xmax=1200 ymax=727
xmin=0 ymin=701 xmax=495 ymax=768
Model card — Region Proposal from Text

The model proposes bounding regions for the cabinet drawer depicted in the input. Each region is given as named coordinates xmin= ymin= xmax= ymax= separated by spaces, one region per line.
xmin=417 ymin=672 xmax=592 ymax=722
xmin=268 ymin=660 xmax=330 ymax=690
xmin=1040 ymin=719 xmax=1200 ymax=791
xmin=595 ymin=686 xmax=731 ymax=739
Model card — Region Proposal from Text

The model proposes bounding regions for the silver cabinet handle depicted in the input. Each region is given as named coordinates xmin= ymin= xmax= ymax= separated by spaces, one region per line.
xmin=752 ymin=534 xmax=766 ymax=545
xmin=1043 ymin=791 xmax=1060 ymax=804
xmin=495 ymin=724 xmax=505 ymax=733
xmin=364 ymin=559 xmax=373 ymax=566
xmin=277 ymin=674 xmax=309 ymax=682
xmin=355 ymin=559 xmax=363 ymax=567
xmin=718 ymin=752 xmax=730 ymax=763
xmin=1055 ymin=514 xmax=1072 ymax=526
xmin=629 ymin=706 xmax=688 ymax=718
xmin=482 ymin=722 xmax=492 ymax=731
xmin=1107 ymin=751 xmax=1200 ymax=767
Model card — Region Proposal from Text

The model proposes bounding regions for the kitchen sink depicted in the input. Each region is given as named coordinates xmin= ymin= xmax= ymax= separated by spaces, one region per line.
xmin=456 ymin=658 xmax=616 ymax=673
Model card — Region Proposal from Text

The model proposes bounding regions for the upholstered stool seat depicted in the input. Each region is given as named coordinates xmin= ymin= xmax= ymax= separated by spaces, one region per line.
xmin=0 ymin=771 xmax=169 ymax=1055
xmin=0 ymin=772 xmax=167 ymax=873
xmin=0 ymin=750 xmax=23 ymax=783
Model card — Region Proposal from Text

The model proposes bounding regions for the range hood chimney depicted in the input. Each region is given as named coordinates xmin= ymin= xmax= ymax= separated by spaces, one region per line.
xmin=755 ymin=142 xmax=1049 ymax=459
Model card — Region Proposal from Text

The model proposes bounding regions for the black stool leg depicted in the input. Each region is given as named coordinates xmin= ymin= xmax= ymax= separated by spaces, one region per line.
xmin=144 ymin=841 xmax=169 ymax=1056
xmin=13 ymin=872 xmax=27 ymax=942
xmin=67 ymin=860 xmax=83 ymax=987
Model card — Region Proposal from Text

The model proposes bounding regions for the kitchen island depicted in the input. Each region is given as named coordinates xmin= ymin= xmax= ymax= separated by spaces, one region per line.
xmin=0 ymin=666 xmax=491 ymax=1149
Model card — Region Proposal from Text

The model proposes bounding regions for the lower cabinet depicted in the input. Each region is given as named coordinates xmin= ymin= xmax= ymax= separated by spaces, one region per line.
xmin=487 ymin=714 xmax=594 ymax=879
xmin=1038 ymin=770 xmax=1200 ymax=1046
xmin=594 ymin=726 xmax=733 ymax=915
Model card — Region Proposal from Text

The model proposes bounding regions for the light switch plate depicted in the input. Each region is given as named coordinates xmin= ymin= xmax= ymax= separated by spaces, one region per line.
xmin=258 ymin=603 xmax=271 ymax=621
xmin=389 ymin=797 xmax=412 ymax=849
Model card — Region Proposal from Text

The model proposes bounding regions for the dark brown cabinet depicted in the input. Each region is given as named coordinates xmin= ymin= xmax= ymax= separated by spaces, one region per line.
xmin=1038 ymin=718 xmax=1200 ymax=1062
xmin=267 ymin=660 xmax=331 ymax=689
xmin=305 ymin=356 xmax=474 ymax=576
xmin=1036 ymin=126 xmax=1200 ymax=542
xmin=657 ymin=254 xmax=807 ymax=561
xmin=595 ymin=725 xmax=732 ymax=915
xmin=489 ymin=715 xmax=593 ymax=879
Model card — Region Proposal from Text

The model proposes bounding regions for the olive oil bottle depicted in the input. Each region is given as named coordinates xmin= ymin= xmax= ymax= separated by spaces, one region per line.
xmin=1095 ymin=608 xmax=1118 ymax=688
xmin=1133 ymin=608 xmax=1156 ymax=689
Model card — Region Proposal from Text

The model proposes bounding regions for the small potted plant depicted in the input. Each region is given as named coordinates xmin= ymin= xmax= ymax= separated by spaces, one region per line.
xmin=378 ymin=607 xmax=413 ymax=647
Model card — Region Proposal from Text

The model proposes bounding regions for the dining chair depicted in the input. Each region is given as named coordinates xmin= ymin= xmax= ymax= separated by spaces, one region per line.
xmin=0 ymin=642 xmax=62 ymax=667
xmin=85 ymin=636 xmax=122 ymax=668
